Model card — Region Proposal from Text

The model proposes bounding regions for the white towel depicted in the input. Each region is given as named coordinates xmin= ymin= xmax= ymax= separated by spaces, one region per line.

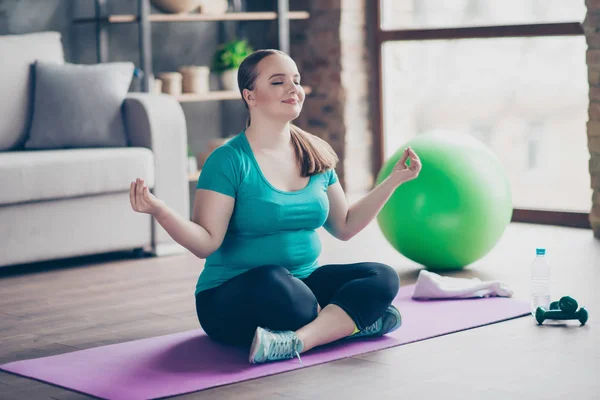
xmin=412 ymin=270 xmax=513 ymax=300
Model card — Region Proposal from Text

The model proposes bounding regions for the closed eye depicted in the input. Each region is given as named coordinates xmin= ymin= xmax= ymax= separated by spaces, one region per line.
xmin=270 ymin=81 xmax=301 ymax=85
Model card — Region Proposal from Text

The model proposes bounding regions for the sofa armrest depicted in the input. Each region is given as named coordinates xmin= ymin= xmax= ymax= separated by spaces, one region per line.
xmin=124 ymin=93 xmax=190 ymax=249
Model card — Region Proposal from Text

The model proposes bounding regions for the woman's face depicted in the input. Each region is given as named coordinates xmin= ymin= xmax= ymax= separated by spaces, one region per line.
xmin=244 ymin=53 xmax=305 ymax=122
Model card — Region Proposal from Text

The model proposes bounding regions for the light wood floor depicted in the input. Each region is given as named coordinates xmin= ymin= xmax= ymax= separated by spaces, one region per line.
xmin=1 ymin=220 xmax=599 ymax=399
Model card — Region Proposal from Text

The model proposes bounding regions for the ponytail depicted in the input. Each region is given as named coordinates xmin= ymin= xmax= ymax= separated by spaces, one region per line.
xmin=289 ymin=124 xmax=338 ymax=177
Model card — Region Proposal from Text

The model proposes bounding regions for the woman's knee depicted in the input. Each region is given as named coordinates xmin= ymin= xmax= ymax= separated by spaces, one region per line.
xmin=367 ymin=262 xmax=400 ymax=301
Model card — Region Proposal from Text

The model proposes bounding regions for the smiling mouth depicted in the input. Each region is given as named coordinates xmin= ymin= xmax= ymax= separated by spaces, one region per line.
xmin=282 ymin=99 xmax=299 ymax=104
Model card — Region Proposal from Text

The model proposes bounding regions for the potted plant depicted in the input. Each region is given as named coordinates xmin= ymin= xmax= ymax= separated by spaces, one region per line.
xmin=211 ymin=39 xmax=253 ymax=91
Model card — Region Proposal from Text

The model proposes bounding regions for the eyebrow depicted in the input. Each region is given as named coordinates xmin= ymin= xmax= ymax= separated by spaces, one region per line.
xmin=269 ymin=73 xmax=301 ymax=79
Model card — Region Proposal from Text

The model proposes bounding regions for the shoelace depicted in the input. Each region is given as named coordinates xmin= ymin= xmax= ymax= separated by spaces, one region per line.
xmin=294 ymin=350 xmax=302 ymax=365
xmin=358 ymin=318 xmax=382 ymax=335
xmin=268 ymin=332 xmax=303 ymax=365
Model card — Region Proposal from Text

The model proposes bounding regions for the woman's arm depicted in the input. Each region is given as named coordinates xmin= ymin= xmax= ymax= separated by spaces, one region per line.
xmin=130 ymin=179 xmax=234 ymax=259
xmin=324 ymin=148 xmax=421 ymax=241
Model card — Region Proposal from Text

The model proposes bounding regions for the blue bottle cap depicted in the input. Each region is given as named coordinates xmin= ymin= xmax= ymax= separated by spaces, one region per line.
xmin=536 ymin=248 xmax=546 ymax=255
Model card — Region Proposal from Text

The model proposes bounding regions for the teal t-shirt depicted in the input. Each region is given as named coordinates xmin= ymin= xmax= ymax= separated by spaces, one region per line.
xmin=194 ymin=130 xmax=338 ymax=295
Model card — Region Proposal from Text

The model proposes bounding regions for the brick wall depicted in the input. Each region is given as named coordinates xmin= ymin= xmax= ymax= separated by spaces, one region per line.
xmin=585 ymin=0 xmax=600 ymax=237
xmin=291 ymin=0 xmax=373 ymax=192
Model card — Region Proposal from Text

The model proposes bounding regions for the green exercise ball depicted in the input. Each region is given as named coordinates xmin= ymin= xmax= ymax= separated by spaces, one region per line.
xmin=376 ymin=132 xmax=513 ymax=270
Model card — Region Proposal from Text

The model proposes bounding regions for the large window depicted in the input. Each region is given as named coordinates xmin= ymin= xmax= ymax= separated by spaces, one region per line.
xmin=373 ymin=1 xmax=590 ymax=227
xmin=380 ymin=0 xmax=586 ymax=30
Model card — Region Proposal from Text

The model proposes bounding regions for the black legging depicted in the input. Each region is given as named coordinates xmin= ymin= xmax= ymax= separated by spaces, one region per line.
xmin=195 ymin=262 xmax=400 ymax=347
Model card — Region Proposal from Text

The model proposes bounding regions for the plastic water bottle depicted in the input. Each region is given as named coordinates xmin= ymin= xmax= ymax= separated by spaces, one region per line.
xmin=530 ymin=248 xmax=551 ymax=315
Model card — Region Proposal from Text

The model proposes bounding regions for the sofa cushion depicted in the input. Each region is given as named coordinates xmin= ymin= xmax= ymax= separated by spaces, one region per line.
xmin=24 ymin=61 xmax=134 ymax=150
xmin=0 ymin=147 xmax=154 ymax=206
xmin=0 ymin=32 xmax=64 ymax=151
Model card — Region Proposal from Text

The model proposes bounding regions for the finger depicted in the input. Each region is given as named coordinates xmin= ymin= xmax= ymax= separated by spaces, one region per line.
xmin=399 ymin=148 xmax=409 ymax=165
xmin=137 ymin=179 xmax=145 ymax=206
xmin=409 ymin=155 xmax=421 ymax=167
xmin=133 ymin=181 xmax=141 ymax=209
xmin=130 ymin=182 xmax=136 ymax=209
xmin=408 ymin=147 xmax=419 ymax=160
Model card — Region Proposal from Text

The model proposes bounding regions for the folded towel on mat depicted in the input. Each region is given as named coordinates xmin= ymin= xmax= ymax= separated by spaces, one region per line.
xmin=412 ymin=270 xmax=513 ymax=300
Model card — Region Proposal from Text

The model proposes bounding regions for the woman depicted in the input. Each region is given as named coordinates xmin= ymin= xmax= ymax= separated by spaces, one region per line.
xmin=130 ymin=49 xmax=422 ymax=365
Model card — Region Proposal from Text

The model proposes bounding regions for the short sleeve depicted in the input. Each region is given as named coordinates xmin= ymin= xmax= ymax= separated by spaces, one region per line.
xmin=328 ymin=168 xmax=339 ymax=186
xmin=196 ymin=146 xmax=239 ymax=198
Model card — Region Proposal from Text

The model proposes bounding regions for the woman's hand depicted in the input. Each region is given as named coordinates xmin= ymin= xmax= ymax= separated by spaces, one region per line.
xmin=130 ymin=178 xmax=165 ymax=217
xmin=391 ymin=147 xmax=422 ymax=185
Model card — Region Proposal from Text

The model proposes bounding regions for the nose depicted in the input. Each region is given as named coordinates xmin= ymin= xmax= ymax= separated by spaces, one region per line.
xmin=287 ymin=81 xmax=298 ymax=93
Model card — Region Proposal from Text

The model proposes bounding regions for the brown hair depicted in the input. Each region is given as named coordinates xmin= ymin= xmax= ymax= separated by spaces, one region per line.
xmin=238 ymin=49 xmax=338 ymax=177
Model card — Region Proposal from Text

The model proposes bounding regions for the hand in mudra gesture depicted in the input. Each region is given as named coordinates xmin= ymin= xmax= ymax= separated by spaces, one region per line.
xmin=392 ymin=147 xmax=422 ymax=184
xmin=130 ymin=178 xmax=165 ymax=216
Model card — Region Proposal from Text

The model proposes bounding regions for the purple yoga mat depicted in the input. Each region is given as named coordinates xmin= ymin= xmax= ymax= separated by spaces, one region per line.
xmin=1 ymin=284 xmax=530 ymax=400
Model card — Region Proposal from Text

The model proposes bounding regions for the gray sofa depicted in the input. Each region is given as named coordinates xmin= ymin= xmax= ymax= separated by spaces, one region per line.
xmin=0 ymin=31 xmax=189 ymax=268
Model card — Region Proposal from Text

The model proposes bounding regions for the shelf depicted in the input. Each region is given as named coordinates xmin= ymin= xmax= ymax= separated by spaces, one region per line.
xmin=174 ymin=86 xmax=313 ymax=103
xmin=74 ymin=11 xmax=310 ymax=24
xmin=149 ymin=11 xmax=310 ymax=22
